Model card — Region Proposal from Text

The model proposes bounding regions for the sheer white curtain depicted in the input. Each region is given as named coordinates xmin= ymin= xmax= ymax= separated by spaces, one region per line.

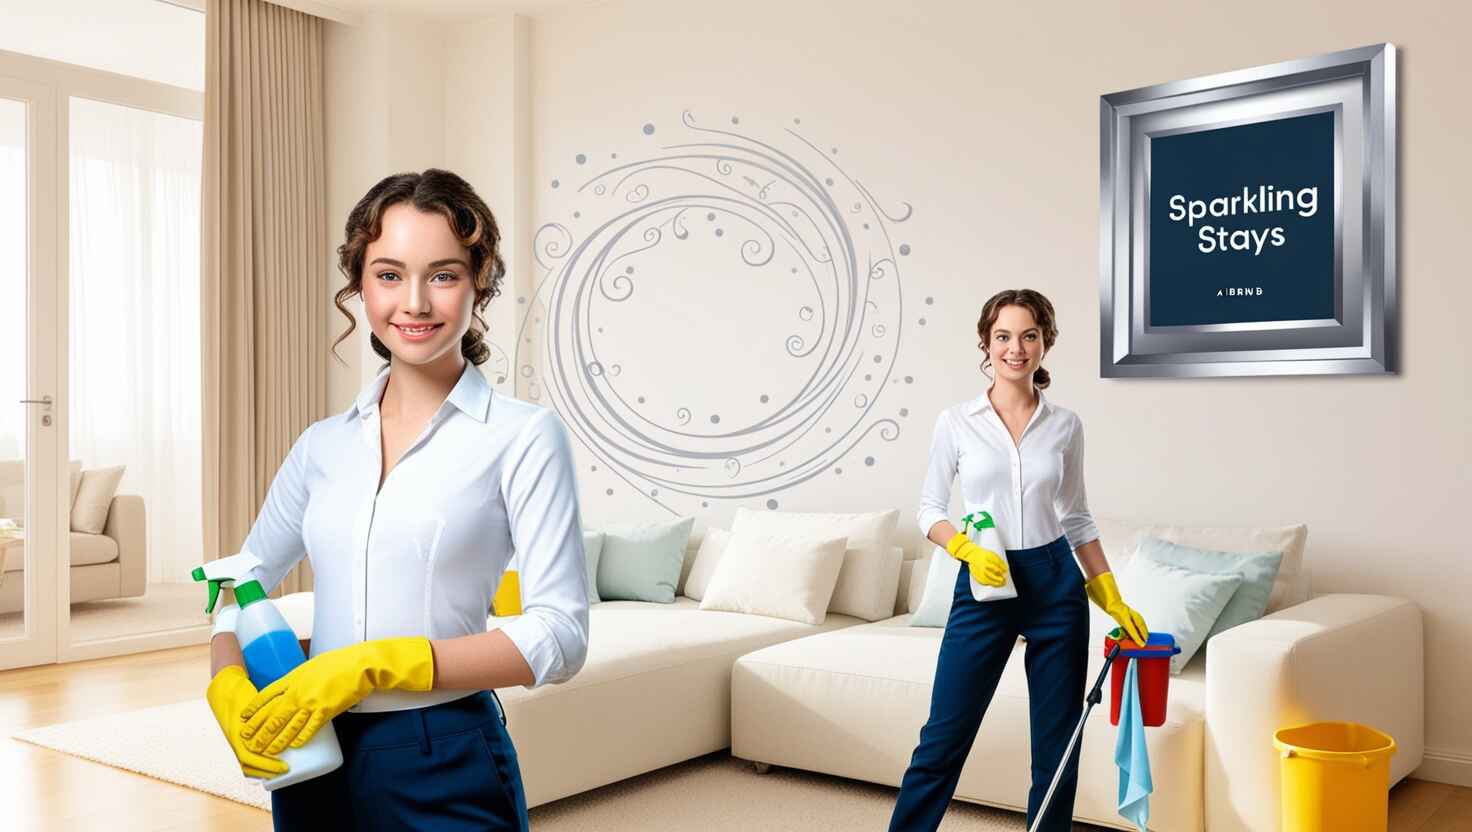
xmin=0 ymin=99 xmax=26 ymax=465
xmin=69 ymin=96 xmax=202 ymax=585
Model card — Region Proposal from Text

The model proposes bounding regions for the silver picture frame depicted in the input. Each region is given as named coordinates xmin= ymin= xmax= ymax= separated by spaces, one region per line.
xmin=1099 ymin=43 xmax=1396 ymax=378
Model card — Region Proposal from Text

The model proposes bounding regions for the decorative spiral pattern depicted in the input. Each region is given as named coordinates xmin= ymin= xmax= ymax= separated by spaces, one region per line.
xmin=518 ymin=111 xmax=912 ymax=512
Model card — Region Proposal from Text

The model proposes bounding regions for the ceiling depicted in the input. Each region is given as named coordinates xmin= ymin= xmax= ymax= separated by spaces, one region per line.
xmin=283 ymin=0 xmax=608 ymax=23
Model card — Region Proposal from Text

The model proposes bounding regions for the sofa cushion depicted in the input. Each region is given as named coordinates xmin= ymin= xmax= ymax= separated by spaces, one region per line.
xmin=72 ymin=465 xmax=126 ymax=534
xmin=1100 ymin=554 xmax=1243 ymax=674
xmin=486 ymin=598 xmax=864 ymax=807
xmin=69 ymin=532 xmax=121 ymax=567
xmin=907 ymin=548 xmax=961 ymax=627
xmin=737 ymin=613 xmax=1206 ymax=711
xmin=732 ymin=507 xmax=899 ymax=547
xmin=2 ymin=531 xmax=119 ymax=572
xmin=688 ymin=526 xmax=903 ymax=622
xmin=682 ymin=526 xmax=731 ymax=602
xmin=827 ymin=542 xmax=904 ymax=621
xmin=1135 ymin=535 xmax=1284 ymax=641
xmin=595 ymin=516 xmax=694 ymax=603
xmin=582 ymin=530 xmax=605 ymax=604
xmin=1094 ymin=517 xmax=1309 ymax=613
xmin=700 ymin=531 xmax=847 ymax=624
xmin=896 ymin=557 xmax=925 ymax=616
xmin=731 ymin=615 xmax=1207 ymax=831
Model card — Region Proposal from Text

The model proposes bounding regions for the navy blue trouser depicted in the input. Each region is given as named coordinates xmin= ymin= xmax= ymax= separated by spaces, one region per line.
xmin=889 ymin=534 xmax=1089 ymax=832
xmin=270 ymin=689 xmax=528 ymax=831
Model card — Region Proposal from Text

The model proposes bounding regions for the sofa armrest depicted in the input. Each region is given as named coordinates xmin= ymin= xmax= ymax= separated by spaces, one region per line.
xmin=1204 ymin=594 xmax=1423 ymax=832
xmin=103 ymin=494 xmax=147 ymax=597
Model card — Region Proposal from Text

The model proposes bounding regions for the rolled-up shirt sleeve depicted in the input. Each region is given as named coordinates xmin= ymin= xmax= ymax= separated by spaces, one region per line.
xmin=917 ymin=410 xmax=958 ymax=540
xmin=1055 ymin=415 xmax=1100 ymax=550
xmin=240 ymin=423 xmax=315 ymax=595
xmin=497 ymin=409 xmax=591 ymax=689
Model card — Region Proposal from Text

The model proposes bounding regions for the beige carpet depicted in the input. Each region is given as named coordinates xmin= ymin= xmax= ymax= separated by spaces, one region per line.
xmin=13 ymin=700 xmax=1109 ymax=830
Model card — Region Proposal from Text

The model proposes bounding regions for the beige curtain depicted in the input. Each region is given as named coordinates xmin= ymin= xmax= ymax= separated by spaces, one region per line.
xmin=201 ymin=0 xmax=326 ymax=598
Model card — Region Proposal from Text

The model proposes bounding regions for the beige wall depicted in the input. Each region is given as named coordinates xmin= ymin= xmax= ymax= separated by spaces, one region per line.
xmin=323 ymin=0 xmax=1472 ymax=785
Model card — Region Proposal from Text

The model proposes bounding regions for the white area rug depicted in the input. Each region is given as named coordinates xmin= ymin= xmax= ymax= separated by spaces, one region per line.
xmin=13 ymin=700 xmax=1102 ymax=830
xmin=13 ymin=698 xmax=274 ymax=810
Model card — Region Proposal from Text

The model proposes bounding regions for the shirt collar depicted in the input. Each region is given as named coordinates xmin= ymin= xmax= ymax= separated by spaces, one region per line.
xmin=966 ymin=383 xmax=1051 ymax=417
xmin=348 ymin=361 xmax=494 ymax=424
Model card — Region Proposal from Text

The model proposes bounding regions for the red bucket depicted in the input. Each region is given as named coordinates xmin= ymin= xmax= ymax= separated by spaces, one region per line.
xmin=1104 ymin=631 xmax=1181 ymax=727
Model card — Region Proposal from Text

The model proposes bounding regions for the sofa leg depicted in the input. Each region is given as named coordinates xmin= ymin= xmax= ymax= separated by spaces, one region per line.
xmin=752 ymin=762 xmax=772 ymax=775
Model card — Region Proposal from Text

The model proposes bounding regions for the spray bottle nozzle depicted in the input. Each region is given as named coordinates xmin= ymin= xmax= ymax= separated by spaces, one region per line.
xmin=960 ymin=511 xmax=996 ymax=538
xmin=190 ymin=566 xmax=220 ymax=614
xmin=192 ymin=551 xmax=264 ymax=614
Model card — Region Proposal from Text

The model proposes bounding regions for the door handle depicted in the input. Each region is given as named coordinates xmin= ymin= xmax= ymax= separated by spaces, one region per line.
xmin=19 ymin=396 xmax=53 ymax=425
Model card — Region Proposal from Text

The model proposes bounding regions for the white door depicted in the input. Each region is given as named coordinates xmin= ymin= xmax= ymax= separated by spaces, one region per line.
xmin=0 ymin=75 xmax=61 ymax=671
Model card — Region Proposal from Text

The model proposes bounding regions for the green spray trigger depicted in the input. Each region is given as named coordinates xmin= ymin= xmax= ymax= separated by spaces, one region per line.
xmin=191 ymin=550 xmax=264 ymax=614
xmin=961 ymin=511 xmax=996 ymax=537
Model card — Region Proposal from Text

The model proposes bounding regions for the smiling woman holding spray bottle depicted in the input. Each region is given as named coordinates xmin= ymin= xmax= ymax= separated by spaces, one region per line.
xmin=204 ymin=169 xmax=590 ymax=831
xmin=888 ymin=289 xmax=1149 ymax=832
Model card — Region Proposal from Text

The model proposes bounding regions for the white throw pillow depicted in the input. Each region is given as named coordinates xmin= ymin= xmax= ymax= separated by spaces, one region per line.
xmin=682 ymin=527 xmax=731 ymax=601
xmin=71 ymin=465 xmax=126 ymax=534
xmin=828 ymin=543 xmax=904 ymax=621
xmin=908 ymin=547 xmax=962 ymax=627
xmin=730 ymin=508 xmax=901 ymax=619
xmin=1091 ymin=554 xmax=1244 ymax=675
xmin=699 ymin=529 xmax=848 ymax=624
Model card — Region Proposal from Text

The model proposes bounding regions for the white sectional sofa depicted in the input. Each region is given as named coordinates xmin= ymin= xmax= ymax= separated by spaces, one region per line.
xmin=268 ymin=517 xmax=1423 ymax=830
xmin=731 ymin=518 xmax=1425 ymax=832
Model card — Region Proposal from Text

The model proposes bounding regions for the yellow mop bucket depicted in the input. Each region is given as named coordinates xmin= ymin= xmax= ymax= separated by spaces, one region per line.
xmin=1273 ymin=721 xmax=1396 ymax=832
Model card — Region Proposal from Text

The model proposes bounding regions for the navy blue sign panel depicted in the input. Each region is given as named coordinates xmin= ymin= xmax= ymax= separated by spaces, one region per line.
xmin=1148 ymin=111 xmax=1336 ymax=327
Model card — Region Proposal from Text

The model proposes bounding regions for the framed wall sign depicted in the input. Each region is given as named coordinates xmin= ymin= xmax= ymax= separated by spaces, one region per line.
xmin=1099 ymin=43 xmax=1396 ymax=377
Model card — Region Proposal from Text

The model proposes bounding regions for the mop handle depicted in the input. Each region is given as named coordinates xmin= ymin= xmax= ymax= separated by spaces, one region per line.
xmin=1027 ymin=642 xmax=1122 ymax=832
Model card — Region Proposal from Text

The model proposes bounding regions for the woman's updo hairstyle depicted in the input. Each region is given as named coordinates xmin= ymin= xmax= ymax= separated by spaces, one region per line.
xmin=976 ymin=288 xmax=1059 ymax=389
xmin=331 ymin=169 xmax=506 ymax=367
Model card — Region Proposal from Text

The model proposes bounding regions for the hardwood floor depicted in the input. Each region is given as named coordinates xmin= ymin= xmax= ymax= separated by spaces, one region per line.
xmin=2 ymin=644 xmax=1468 ymax=831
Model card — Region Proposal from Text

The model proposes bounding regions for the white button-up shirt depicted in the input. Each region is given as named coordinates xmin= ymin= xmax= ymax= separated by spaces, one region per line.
xmin=240 ymin=361 xmax=591 ymax=712
xmin=917 ymin=385 xmax=1100 ymax=553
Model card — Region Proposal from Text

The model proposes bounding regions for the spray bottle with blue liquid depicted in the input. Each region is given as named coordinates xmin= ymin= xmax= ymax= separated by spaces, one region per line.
xmin=961 ymin=511 xmax=1018 ymax=602
xmin=193 ymin=551 xmax=343 ymax=790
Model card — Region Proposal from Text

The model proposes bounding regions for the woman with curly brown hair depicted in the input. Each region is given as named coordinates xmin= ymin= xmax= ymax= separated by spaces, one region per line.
xmin=889 ymin=289 xmax=1148 ymax=832
xmin=204 ymin=169 xmax=589 ymax=831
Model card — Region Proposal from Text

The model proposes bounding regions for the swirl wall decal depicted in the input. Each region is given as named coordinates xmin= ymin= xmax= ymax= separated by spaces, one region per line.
xmin=519 ymin=111 xmax=915 ymax=514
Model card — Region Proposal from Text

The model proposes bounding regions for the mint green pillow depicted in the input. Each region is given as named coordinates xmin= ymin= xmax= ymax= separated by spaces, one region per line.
xmin=1135 ymin=536 xmax=1283 ymax=640
xmin=908 ymin=549 xmax=962 ymax=628
xmin=1107 ymin=555 xmax=1243 ymax=674
xmin=596 ymin=517 xmax=694 ymax=603
xmin=583 ymin=531 xmax=605 ymax=604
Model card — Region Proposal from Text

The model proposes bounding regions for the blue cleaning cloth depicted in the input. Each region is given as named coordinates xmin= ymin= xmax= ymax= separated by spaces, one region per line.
xmin=1114 ymin=656 xmax=1153 ymax=832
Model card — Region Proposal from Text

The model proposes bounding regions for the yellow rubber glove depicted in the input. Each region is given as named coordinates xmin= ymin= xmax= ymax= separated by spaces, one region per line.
xmin=238 ymin=636 xmax=435 ymax=755
xmin=946 ymin=532 xmax=1008 ymax=588
xmin=1085 ymin=571 xmax=1150 ymax=645
xmin=207 ymin=666 xmax=289 ymax=779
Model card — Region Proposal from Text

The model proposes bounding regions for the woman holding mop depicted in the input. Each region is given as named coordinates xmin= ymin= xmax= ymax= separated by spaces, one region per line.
xmin=889 ymin=288 xmax=1149 ymax=832
xmin=204 ymin=169 xmax=590 ymax=830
